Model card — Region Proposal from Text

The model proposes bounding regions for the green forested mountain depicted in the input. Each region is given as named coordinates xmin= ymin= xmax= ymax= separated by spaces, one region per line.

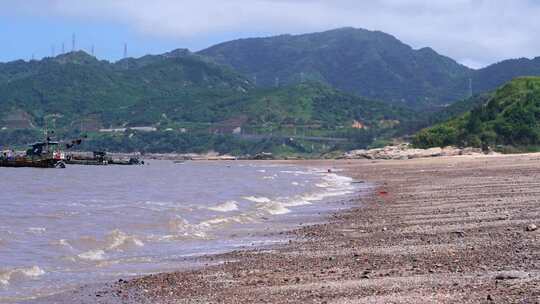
xmin=200 ymin=28 xmax=540 ymax=111
xmin=413 ymin=77 xmax=540 ymax=149
xmin=0 ymin=50 xmax=413 ymax=129
xmin=72 ymin=82 xmax=419 ymax=154
xmin=199 ymin=27 xmax=471 ymax=109
xmin=0 ymin=50 xmax=252 ymax=128
xmin=2 ymin=28 xmax=540 ymax=154
xmin=396 ymin=93 xmax=492 ymax=136
xmin=0 ymin=50 xmax=417 ymax=154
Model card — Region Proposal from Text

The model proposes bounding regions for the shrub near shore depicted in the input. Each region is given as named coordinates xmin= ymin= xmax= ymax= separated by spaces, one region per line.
xmin=413 ymin=77 xmax=540 ymax=151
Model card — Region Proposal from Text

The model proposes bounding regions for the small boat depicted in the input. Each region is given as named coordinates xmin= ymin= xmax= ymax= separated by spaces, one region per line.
xmin=0 ymin=141 xmax=66 ymax=168
xmin=109 ymin=157 xmax=144 ymax=165
xmin=66 ymin=151 xmax=143 ymax=166
xmin=66 ymin=151 xmax=109 ymax=166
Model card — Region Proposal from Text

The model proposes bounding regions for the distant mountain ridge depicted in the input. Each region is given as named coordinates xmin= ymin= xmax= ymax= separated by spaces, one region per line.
xmin=199 ymin=27 xmax=471 ymax=109
xmin=2 ymin=27 xmax=540 ymax=154
xmin=0 ymin=49 xmax=414 ymax=142
xmin=199 ymin=27 xmax=540 ymax=110
xmin=0 ymin=50 xmax=253 ymax=129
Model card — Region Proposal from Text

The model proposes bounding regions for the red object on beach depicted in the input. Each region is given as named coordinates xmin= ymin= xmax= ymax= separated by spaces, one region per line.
xmin=379 ymin=191 xmax=389 ymax=196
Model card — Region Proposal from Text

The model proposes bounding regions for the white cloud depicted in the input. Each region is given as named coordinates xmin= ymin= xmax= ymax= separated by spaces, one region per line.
xmin=3 ymin=0 xmax=540 ymax=68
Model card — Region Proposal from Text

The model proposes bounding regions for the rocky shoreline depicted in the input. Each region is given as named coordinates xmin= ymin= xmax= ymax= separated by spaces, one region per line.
xmin=24 ymin=154 xmax=539 ymax=303
xmin=341 ymin=144 xmax=497 ymax=160
xmin=80 ymin=144 xmax=497 ymax=162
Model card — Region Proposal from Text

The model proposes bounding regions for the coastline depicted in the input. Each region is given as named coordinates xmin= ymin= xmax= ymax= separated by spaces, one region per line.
xmin=23 ymin=154 xmax=540 ymax=303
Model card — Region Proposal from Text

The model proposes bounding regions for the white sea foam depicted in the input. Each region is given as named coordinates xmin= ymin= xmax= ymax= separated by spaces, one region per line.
xmin=168 ymin=217 xmax=209 ymax=239
xmin=105 ymin=230 xmax=144 ymax=251
xmin=279 ymin=170 xmax=312 ymax=175
xmin=27 ymin=227 xmax=46 ymax=234
xmin=75 ymin=230 xmax=144 ymax=262
xmin=145 ymin=201 xmax=175 ymax=207
xmin=78 ymin=250 xmax=106 ymax=261
xmin=315 ymin=182 xmax=330 ymax=188
xmin=208 ymin=201 xmax=239 ymax=212
xmin=243 ymin=196 xmax=272 ymax=203
xmin=282 ymin=199 xmax=311 ymax=207
xmin=0 ymin=266 xmax=45 ymax=286
xmin=256 ymin=201 xmax=290 ymax=215
xmin=50 ymin=238 xmax=73 ymax=249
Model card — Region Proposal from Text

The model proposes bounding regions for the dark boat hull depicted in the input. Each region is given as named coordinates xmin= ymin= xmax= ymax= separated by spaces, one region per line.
xmin=0 ymin=158 xmax=62 ymax=168
xmin=65 ymin=159 xmax=108 ymax=166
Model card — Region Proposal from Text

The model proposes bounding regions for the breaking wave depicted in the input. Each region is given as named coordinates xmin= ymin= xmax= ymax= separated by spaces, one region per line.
xmin=255 ymin=201 xmax=290 ymax=215
xmin=27 ymin=227 xmax=47 ymax=234
xmin=75 ymin=230 xmax=144 ymax=262
xmin=0 ymin=266 xmax=45 ymax=286
xmin=243 ymin=196 xmax=272 ymax=203
xmin=208 ymin=201 xmax=239 ymax=212
xmin=77 ymin=249 xmax=106 ymax=261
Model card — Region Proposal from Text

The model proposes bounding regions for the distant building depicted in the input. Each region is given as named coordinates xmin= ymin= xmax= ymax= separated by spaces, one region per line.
xmin=99 ymin=126 xmax=157 ymax=133
xmin=210 ymin=125 xmax=243 ymax=135
xmin=209 ymin=116 xmax=248 ymax=135
xmin=351 ymin=120 xmax=368 ymax=129
xmin=99 ymin=128 xmax=127 ymax=133
xmin=232 ymin=127 xmax=242 ymax=135
xmin=130 ymin=126 xmax=157 ymax=132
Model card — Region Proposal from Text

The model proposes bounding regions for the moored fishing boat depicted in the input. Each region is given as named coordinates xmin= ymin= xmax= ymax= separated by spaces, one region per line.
xmin=0 ymin=141 xmax=66 ymax=168
xmin=65 ymin=151 xmax=143 ymax=166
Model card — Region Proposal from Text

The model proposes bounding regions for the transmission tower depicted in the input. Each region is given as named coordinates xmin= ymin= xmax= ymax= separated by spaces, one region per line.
xmin=61 ymin=42 xmax=65 ymax=54
xmin=123 ymin=43 xmax=128 ymax=59
xmin=468 ymin=77 xmax=473 ymax=98
xmin=72 ymin=33 xmax=76 ymax=51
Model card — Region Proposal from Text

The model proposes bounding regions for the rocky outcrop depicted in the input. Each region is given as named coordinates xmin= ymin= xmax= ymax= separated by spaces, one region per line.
xmin=342 ymin=144 xmax=493 ymax=160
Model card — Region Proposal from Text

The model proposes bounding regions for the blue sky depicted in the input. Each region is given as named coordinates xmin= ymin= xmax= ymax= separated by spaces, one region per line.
xmin=1 ymin=0 xmax=539 ymax=68
xmin=0 ymin=12 xmax=218 ymax=62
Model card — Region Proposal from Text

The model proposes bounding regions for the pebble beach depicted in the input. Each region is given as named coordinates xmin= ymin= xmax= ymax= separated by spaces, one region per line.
xmin=25 ymin=154 xmax=540 ymax=303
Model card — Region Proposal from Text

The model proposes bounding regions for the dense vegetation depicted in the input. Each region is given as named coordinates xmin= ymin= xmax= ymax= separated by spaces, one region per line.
xmin=0 ymin=50 xmax=418 ymax=155
xmin=2 ymin=27 xmax=540 ymax=155
xmin=0 ymin=50 xmax=252 ymax=128
xmin=200 ymin=27 xmax=471 ymax=109
xmin=200 ymin=28 xmax=540 ymax=110
xmin=413 ymin=77 xmax=540 ymax=150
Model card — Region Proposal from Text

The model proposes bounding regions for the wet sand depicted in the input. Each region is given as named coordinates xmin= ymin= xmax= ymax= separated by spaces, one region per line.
xmin=26 ymin=154 xmax=540 ymax=303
